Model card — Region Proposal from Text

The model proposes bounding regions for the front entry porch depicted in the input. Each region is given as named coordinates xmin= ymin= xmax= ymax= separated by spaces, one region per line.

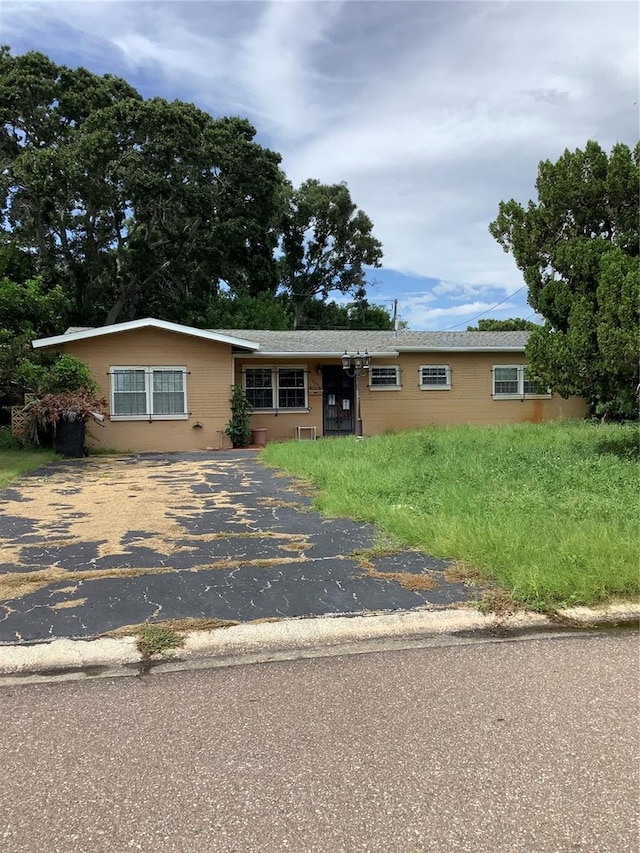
xmin=321 ymin=366 xmax=355 ymax=436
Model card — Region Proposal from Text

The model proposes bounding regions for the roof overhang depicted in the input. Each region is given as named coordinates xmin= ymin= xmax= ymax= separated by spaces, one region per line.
xmin=394 ymin=346 xmax=526 ymax=353
xmin=33 ymin=318 xmax=260 ymax=351
xmin=235 ymin=351 xmax=398 ymax=359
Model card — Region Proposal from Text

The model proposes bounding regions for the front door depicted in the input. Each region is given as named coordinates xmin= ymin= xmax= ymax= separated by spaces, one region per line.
xmin=322 ymin=367 xmax=355 ymax=436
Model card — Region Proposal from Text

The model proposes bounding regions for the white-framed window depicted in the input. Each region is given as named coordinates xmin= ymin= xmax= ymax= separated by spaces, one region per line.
xmin=110 ymin=366 xmax=188 ymax=420
xmin=492 ymin=365 xmax=551 ymax=399
xmin=244 ymin=366 xmax=308 ymax=410
xmin=369 ymin=366 xmax=401 ymax=390
xmin=244 ymin=367 xmax=273 ymax=409
xmin=419 ymin=364 xmax=451 ymax=390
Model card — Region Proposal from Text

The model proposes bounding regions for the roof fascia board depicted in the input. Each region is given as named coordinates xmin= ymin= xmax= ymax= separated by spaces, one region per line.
xmin=394 ymin=346 xmax=526 ymax=353
xmin=237 ymin=351 xmax=398 ymax=359
xmin=33 ymin=318 xmax=260 ymax=351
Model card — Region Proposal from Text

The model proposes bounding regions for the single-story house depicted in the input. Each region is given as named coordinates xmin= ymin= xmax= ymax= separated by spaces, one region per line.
xmin=32 ymin=318 xmax=586 ymax=452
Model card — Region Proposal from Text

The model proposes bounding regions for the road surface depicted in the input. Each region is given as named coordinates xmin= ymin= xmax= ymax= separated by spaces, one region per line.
xmin=1 ymin=631 xmax=638 ymax=852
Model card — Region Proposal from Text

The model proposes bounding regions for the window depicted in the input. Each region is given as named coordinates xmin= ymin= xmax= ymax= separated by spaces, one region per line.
xmin=492 ymin=365 xmax=551 ymax=399
xmin=523 ymin=369 xmax=550 ymax=396
xmin=244 ymin=367 xmax=307 ymax=410
xmin=110 ymin=367 xmax=187 ymax=419
xmin=245 ymin=367 xmax=273 ymax=409
xmin=420 ymin=365 xmax=451 ymax=390
xmin=369 ymin=366 xmax=401 ymax=389
xmin=278 ymin=368 xmax=306 ymax=408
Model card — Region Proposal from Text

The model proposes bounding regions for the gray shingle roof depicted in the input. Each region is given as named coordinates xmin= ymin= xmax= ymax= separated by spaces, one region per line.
xmin=212 ymin=329 xmax=530 ymax=354
xmin=60 ymin=322 xmax=530 ymax=353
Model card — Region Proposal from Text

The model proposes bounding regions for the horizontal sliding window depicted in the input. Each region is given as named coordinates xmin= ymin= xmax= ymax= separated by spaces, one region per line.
xmin=110 ymin=367 xmax=187 ymax=419
xmin=244 ymin=366 xmax=308 ymax=410
xmin=492 ymin=365 xmax=551 ymax=399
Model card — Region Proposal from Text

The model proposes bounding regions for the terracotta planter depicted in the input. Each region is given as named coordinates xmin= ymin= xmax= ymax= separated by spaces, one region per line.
xmin=250 ymin=428 xmax=268 ymax=447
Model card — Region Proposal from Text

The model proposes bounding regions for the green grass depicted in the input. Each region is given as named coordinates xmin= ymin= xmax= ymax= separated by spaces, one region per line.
xmin=136 ymin=624 xmax=186 ymax=659
xmin=263 ymin=422 xmax=640 ymax=611
xmin=0 ymin=428 xmax=55 ymax=489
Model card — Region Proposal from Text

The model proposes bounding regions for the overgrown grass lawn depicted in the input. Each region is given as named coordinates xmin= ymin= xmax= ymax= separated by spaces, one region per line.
xmin=263 ymin=422 xmax=639 ymax=610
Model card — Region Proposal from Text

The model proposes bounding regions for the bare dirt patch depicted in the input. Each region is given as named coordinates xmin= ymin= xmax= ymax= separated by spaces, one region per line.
xmin=444 ymin=563 xmax=488 ymax=586
xmin=350 ymin=547 xmax=439 ymax=592
xmin=0 ymin=566 xmax=176 ymax=602
xmin=0 ymin=456 xmax=318 ymax=602
xmin=51 ymin=598 xmax=87 ymax=610
xmin=107 ymin=617 xmax=239 ymax=638
xmin=0 ymin=457 xmax=262 ymax=567
xmin=0 ymin=459 xmax=184 ymax=561
xmin=367 ymin=569 xmax=439 ymax=592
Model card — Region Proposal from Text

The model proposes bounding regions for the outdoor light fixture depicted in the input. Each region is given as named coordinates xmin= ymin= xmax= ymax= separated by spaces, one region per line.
xmin=342 ymin=351 xmax=370 ymax=374
xmin=341 ymin=351 xmax=371 ymax=437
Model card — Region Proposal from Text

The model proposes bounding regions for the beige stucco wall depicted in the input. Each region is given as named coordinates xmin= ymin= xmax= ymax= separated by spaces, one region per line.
xmin=49 ymin=337 xmax=586 ymax=452
xmin=360 ymin=352 xmax=586 ymax=433
xmin=233 ymin=357 xmax=325 ymax=442
xmin=234 ymin=352 xmax=586 ymax=442
xmin=60 ymin=327 xmax=236 ymax=452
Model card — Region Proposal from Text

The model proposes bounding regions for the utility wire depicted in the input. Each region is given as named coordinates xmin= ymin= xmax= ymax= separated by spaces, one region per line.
xmin=441 ymin=284 xmax=528 ymax=330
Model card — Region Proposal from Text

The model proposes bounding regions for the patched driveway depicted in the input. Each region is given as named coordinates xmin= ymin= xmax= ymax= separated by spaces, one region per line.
xmin=0 ymin=452 xmax=479 ymax=643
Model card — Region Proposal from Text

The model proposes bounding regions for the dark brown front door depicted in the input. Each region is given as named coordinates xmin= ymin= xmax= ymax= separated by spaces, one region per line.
xmin=322 ymin=367 xmax=355 ymax=436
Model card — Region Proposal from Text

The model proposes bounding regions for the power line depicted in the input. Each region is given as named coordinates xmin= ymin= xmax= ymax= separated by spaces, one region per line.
xmin=441 ymin=284 xmax=528 ymax=330
xmin=522 ymin=310 xmax=540 ymax=322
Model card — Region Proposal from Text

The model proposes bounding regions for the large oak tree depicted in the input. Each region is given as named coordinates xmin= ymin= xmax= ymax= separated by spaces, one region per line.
xmin=0 ymin=48 xmax=287 ymax=326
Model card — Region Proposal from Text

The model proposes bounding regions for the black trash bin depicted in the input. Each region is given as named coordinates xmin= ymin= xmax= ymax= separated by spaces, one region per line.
xmin=54 ymin=419 xmax=86 ymax=457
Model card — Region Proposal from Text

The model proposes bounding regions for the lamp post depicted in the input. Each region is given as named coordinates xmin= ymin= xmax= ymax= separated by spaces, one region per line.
xmin=341 ymin=350 xmax=370 ymax=437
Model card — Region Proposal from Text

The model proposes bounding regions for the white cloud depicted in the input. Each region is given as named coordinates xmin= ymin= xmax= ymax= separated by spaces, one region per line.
xmin=396 ymin=296 xmax=521 ymax=331
xmin=3 ymin=0 xmax=638 ymax=329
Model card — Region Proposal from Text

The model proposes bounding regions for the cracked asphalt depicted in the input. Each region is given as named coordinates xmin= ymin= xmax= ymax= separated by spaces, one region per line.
xmin=0 ymin=452 xmax=478 ymax=644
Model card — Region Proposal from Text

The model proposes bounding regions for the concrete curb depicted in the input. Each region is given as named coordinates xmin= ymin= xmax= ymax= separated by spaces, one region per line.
xmin=0 ymin=603 xmax=637 ymax=686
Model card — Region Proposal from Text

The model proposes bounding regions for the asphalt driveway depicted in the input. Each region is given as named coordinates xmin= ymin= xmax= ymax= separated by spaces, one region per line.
xmin=0 ymin=452 xmax=478 ymax=643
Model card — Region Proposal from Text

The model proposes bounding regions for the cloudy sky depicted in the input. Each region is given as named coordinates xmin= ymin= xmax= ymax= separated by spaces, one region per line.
xmin=2 ymin=0 xmax=638 ymax=329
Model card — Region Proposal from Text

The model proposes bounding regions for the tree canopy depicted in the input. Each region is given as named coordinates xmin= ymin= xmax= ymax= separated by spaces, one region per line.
xmin=490 ymin=140 xmax=640 ymax=418
xmin=279 ymin=179 xmax=383 ymax=328
xmin=0 ymin=48 xmax=287 ymax=326
xmin=0 ymin=245 xmax=71 ymax=406
xmin=466 ymin=318 xmax=539 ymax=332
xmin=1 ymin=48 xmax=386 ymax=342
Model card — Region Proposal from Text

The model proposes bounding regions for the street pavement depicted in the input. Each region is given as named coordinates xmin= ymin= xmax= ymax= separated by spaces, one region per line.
xmin=1 ymin=631 xmax=637 ymax=852
xmin=0 ymin=453 xmax=475 ymax=643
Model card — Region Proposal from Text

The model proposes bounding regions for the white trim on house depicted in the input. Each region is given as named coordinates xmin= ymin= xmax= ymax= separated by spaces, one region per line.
xmin=237 ymin=351 xmax=397 ymax=359
xmin=368 ymin=365 xmax=402 ymax=390
xmin=33 ymin=318 xmax=260 ymax=351
xmin=109 ymin=365 xmax=189 ymax=420
xmin=242 ymin=364 xmax=309 ymax=412
xmin=492 ymin=365 xmax=552 ymax=399
xmin=395 ymin=346 xmax=526 ymax=353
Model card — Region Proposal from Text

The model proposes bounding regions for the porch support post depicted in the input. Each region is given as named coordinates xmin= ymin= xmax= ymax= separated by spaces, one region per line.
xmin=355 ymin=371 xmax=363 ymax=437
